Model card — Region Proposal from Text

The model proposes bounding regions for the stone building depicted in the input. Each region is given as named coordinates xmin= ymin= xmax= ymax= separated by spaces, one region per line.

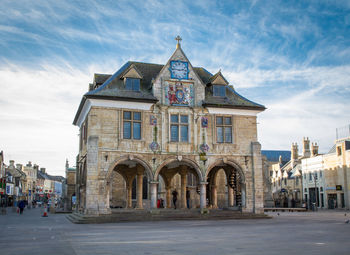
xmin=302 ymin=126 xmax=350 ymax=209
xmin=73 ymin=37 xmax=266 ymax=215
xmin=65 ymin=159 xmax=76 ymax=211
xmin=261 ymin=150 xmax=291 ymax=207
xmin=22 ymin=161 xmax=37 ymax=204
xmin=268 ymin=138 xmax=313 ymax=208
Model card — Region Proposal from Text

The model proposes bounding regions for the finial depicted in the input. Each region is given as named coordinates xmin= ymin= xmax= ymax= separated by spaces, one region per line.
xmin=175 ymin=35 xmax=182 ymax=48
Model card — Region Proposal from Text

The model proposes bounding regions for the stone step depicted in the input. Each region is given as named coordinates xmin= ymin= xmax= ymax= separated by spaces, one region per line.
xmin=66 ymin=210 xmax=270 ymax=224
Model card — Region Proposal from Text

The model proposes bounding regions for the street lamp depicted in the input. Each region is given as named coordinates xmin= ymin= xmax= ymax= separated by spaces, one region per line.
xmin=312 ymin=172 xmax=318 ymax=211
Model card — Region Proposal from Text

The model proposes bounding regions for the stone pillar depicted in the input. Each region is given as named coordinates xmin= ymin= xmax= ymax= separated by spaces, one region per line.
xmin=126 ymin=182 xmax=133 ymax=208
xmin=200 ymin=182 xmax=207 ymax=209
xmin=84 ymin=136 xmax=111 ymax=215
xmin=166 ymin=186 xmax=171 ymax=208
xmin=136 ymin=166 xmax=144 ymax=209
xmin=228 ymin=185 xmax=234 ymax=207
xmin=150 ymin=181 xmax=158 ymax=209
xmin=180 ymin=167 xmax=187 ymax=209
xmin=251 ymin=142 xmax=264 ymax=213
xmin=211 ymin=185 xmax=218 ymax=208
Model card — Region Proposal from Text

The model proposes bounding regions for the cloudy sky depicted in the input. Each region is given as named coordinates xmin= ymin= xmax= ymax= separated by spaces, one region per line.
xmin=1 ymin=0 xmax=349 ymax=176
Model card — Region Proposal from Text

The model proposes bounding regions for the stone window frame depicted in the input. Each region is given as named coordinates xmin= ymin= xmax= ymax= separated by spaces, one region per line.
xmin=122 ymin=110 xmax=142 ymax=140
xmin=169 ymin=113 xmax=189 ymax=143
xmin=215 ymin=115 xmax=233 ymax=144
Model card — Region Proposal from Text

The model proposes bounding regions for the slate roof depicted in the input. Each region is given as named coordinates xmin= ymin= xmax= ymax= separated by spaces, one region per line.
xmin=74 ymin=61 xmax=265 ymax=125
xmin=261 ymin=150 xmax=291 ymax=164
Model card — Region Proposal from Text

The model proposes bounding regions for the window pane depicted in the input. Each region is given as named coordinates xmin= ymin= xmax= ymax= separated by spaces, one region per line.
xmin=180 ymin=125 xmax=188 ymax=142
xmin=125 ymin=79 xmax=133 ymax=90
xmin=171 ymin=115 xmax=179 ymax=123
xmin=133 ymin=112 xmax=141 ymax=120
xmin=133 ymin=122 xmax=141 ymax=140
xmin=224 ymin=117 xmax=231 ymax=125
xmin=170 ymin=125 xmax=179 ymax=141
xmin=123 ymin=111 xmax=131 ymax=120
xmin=216 ymin=116 xmax=223 ymax=125
xmin=123 ymin=121 xmax=131 ymax=139
xmin=213 ymin=85 xmax=226 ymax=97
xmin=216 ymin=127 xmax=223 ymax=143
xmin=213 ymin=85 xmax=220 ymax=96
xmin=219 ymin=86 xmax=226 ymax=96
xmin=180 ymin=115 xmax=188 ymax=123
xmin=133 ymin=79 xmax=140 ymax=91
xmin=225 ymin=127 xmax=232 ymax=143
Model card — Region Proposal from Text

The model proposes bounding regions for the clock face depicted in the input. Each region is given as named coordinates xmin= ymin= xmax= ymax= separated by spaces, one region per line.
xmin=169 ymin=60 xmax=188 ymax=80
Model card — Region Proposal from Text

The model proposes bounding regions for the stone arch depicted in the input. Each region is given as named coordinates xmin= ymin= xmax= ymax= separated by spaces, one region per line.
xmin=154 ymin=156 xmax=203 ymax=181
xmin=106 ymin=155 xmax=153 ymax=183
xmin=205 ymin=158 xmax=246 ymax=208
xmin=206 ymin=158 xmax=245 ymax=183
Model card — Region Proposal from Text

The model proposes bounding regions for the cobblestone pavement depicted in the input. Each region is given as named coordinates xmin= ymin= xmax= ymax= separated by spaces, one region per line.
xmin=1 ymin=207 xmax=350 ymax=255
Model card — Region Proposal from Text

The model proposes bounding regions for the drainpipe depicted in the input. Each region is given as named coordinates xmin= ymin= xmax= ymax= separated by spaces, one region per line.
xmin=251 ymin=142 xmax=256 ymax=214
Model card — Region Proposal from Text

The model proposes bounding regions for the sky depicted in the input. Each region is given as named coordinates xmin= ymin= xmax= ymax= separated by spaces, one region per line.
xmin=0 ymin=0 xmax=349 ymax=176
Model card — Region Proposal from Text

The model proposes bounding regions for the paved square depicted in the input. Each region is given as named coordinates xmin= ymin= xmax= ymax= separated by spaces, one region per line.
xmin=1 ymin=208 xmax=350 ymax=255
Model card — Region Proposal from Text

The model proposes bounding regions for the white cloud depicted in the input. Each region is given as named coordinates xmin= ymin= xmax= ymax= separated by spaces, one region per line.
xmin=0 ymin=63 xmax=91 ymax=176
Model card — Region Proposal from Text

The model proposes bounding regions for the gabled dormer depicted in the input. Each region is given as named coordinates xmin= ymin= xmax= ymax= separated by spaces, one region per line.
xmin=209 ymin=71 xmax=229 ymax=97
xmin=121 ymin=64 xmax=143 ymax=92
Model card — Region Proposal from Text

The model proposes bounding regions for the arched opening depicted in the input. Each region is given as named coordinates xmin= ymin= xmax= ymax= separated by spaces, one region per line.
xmin=156 ymin=159 xmax=201 ymax=209
xmin=206 ymin=162 xmax=245 ymax=210
xmin=108 ymin=158 xmax=151 ymax=210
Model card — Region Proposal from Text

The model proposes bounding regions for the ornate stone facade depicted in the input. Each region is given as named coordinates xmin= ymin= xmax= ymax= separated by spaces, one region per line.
xmin=73 ymin=38 xmax=265 ymax=215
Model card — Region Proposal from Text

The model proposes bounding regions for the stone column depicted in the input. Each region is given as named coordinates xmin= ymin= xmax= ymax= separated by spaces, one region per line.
xmin=228 ymin=186 xmax=234 ymax=207
xmin=136 ymin=166 xmax=144 ymax=209
xmin=200 ymin=182 xmax=207 ymax=209
xmin=150 ymin=181 xmax=158 ymax=209
xmin=84 ymin=136 xmax=111 ymax=215
xmin=211 ymin=185 xmax=218 ymax=208
xmin=126 ymin=182 xmax=133 ymax=208
xmin=180 ymin=167 xmax=187 ymax=209
xmin=166 ymin=186 xmax=171 ymax=208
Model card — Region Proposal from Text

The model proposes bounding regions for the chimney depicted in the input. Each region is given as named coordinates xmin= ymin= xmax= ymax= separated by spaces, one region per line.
xmin=291 ymin=143 xmax=298 ymax=161
xmin=311 ymin=142 xmax=319 ymax=157
xmin=34 ymin=164 xmax=39 ymax=171
xmin=40 ymin=168 xmax=46 ymax=174
xmin=303 ymin=137 xmax=311 ymax=158
xmin=9 ymin=160 xmax=15 ymax=167
xmin=16 ymin=164 xmax=23 ymax=170
xmin=65 ymin=159 xmax=69 ymax=170
xmin=26 ymin=161 xmax=32 ymax=167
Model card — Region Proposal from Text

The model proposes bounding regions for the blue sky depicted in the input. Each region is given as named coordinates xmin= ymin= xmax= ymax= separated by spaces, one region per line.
xmin=0 ymin=0 xmax=349 ymax=175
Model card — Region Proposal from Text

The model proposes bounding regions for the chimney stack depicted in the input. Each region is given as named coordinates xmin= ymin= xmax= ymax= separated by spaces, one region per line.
xmin=26 ymin=161 xmax=32 ymax=167
xmin=291 ymin=143 xmax=298 ymax=161
xmin=311 ymin=142 xmax=319 ymax=157
xmin=40 ymin=168 xmax=46 ymax=174
xmin=16 ymin=164 xmax=23 ymax=170
xmin=303 ymin=137 xmax=311 ymax=158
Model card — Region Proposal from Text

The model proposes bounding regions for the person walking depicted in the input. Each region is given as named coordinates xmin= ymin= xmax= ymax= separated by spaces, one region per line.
xmin=186 ymin=188 xmax=190 ymax=209
xmin=172 ymin=189 xmax=178 ymax=209
xmin=18 ymin=200 xmax=25 ymax=214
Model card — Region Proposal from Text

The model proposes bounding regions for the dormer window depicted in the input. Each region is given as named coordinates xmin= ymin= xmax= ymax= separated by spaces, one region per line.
xmin=213 ymin=85 xmax=226 ymax=97
xmin=125 ymin=78 xmax=140 ymax=91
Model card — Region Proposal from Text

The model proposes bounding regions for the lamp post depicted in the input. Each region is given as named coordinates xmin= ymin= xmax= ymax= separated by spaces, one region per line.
xmin=313 ymin=172 xmax=318 ymax=211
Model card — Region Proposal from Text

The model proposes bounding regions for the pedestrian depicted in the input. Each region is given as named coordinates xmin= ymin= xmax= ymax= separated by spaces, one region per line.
xmin=18 ymin=200 xmax=25 ymax=214
xmin=186 ymin=188 xmax=190 ymax=209
xmin=172 ymin=189 xmax=178 ymax=209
